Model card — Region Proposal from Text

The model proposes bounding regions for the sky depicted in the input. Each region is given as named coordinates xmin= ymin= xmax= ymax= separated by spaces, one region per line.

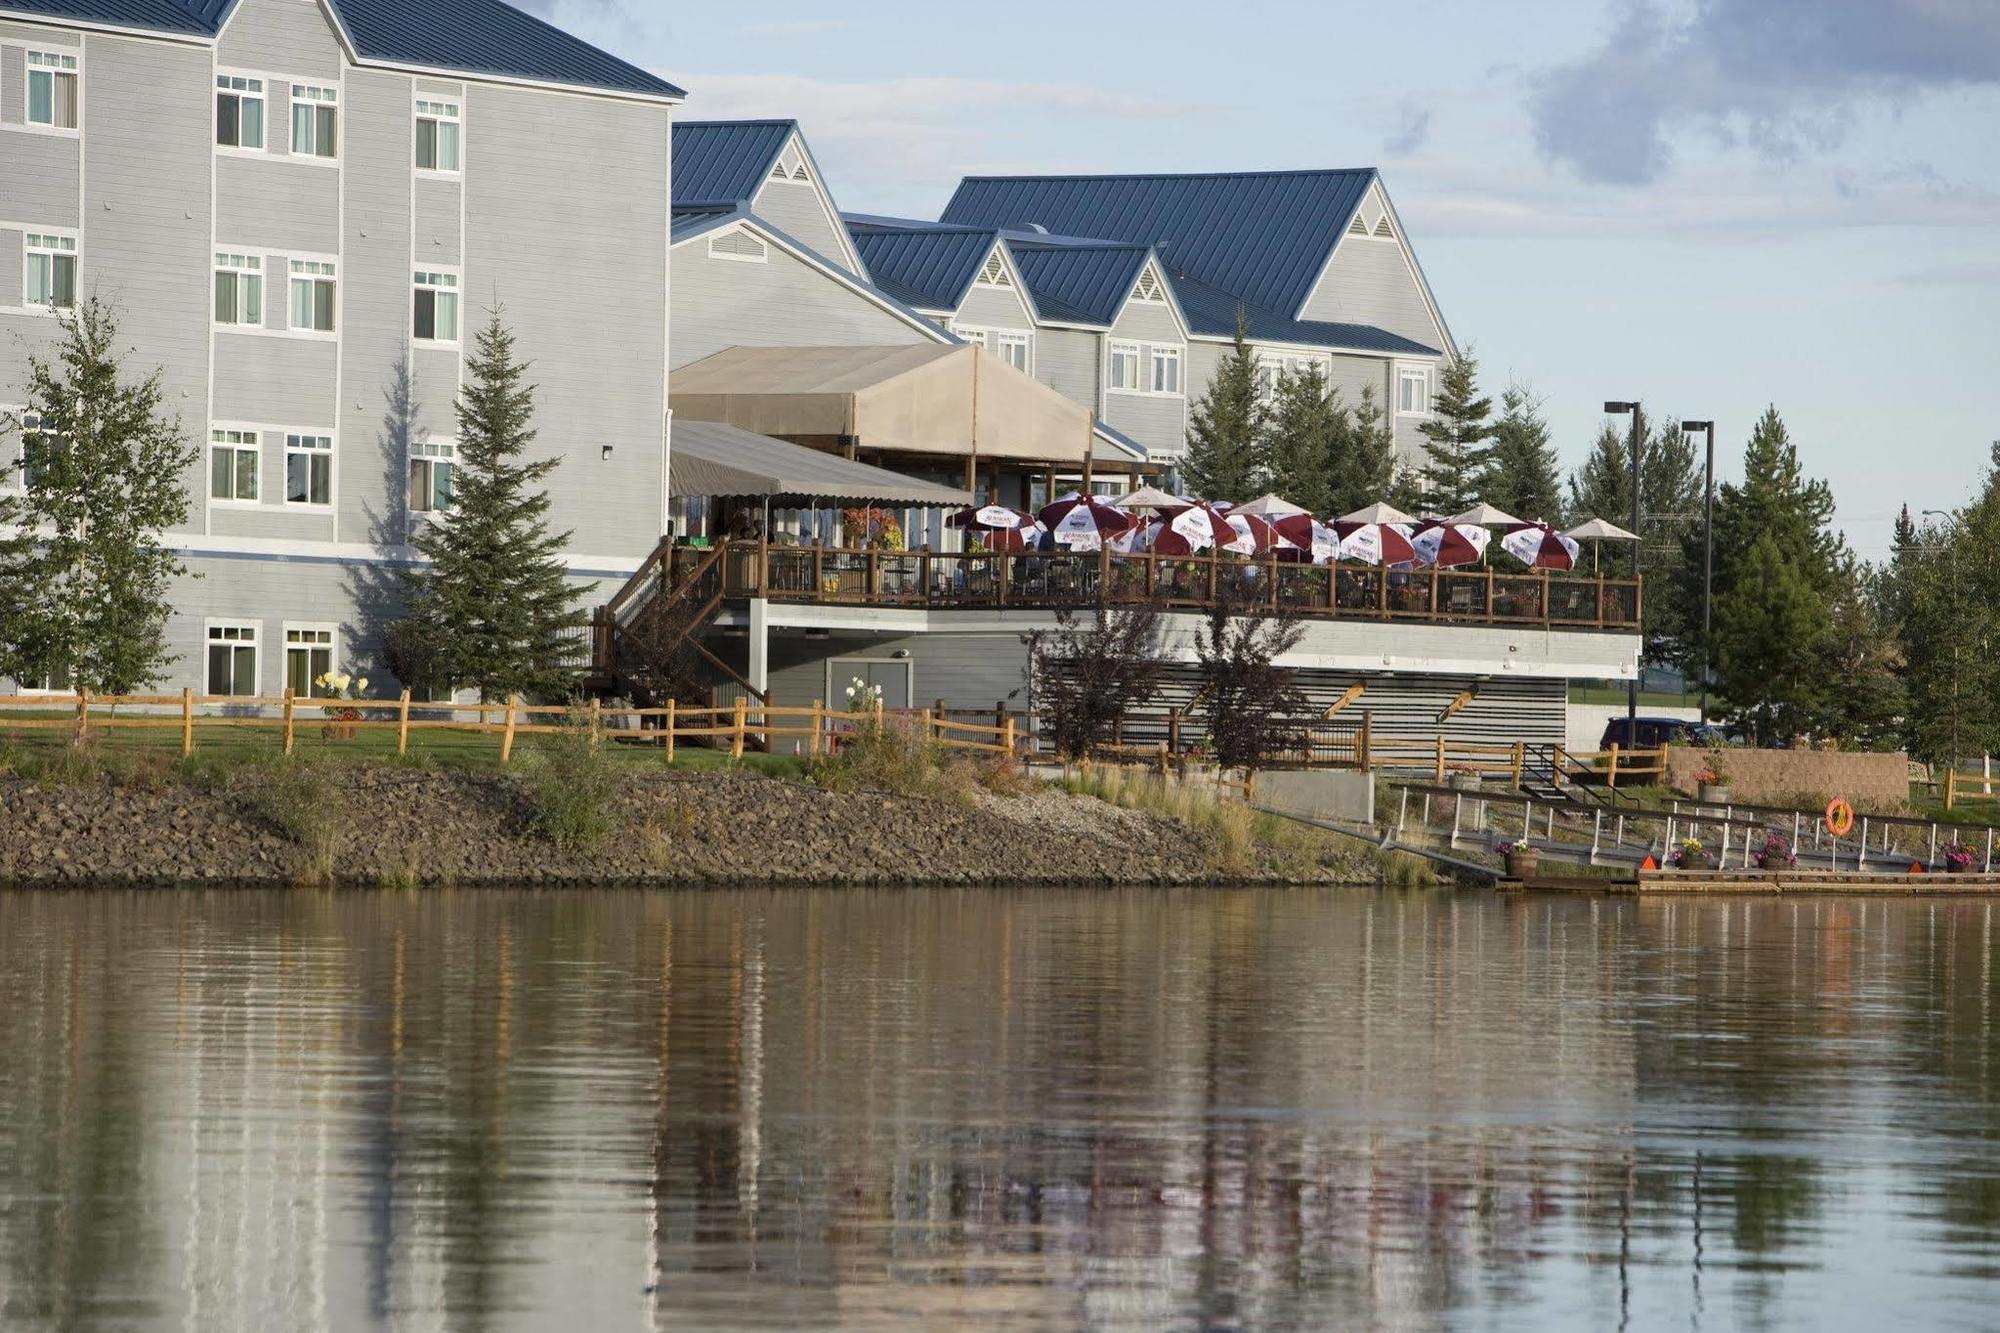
xmin=533 ymin=0 xmax=2000 ymax=560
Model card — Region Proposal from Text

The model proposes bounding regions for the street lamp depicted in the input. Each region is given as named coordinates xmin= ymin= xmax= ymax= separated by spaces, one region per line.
xmin=1682 ymin=421 xmax=1716 ymax=725
xmin=1923 ymin=508 xmax=1960 ymax=766
xmin=1605 ymin=401 xmax=1642 ymax=730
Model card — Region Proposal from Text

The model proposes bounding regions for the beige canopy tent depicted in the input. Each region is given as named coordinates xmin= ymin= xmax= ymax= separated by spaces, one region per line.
xmin=671 ymin=344 xmax=1095 ymax=469
xmin=669 ymin=420 xmax=970 ymax=505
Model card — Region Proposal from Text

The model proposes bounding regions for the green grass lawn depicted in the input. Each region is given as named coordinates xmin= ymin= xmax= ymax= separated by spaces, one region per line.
xmin=0 ymin=711 xmax=806 ymax=780
xmin=1568 ymin=685 xmax=1701 ymax=710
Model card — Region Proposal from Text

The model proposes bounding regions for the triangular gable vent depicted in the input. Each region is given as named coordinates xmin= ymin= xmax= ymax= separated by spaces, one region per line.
xmin=768 ymin=160 xmax=789 ymax=182
xmin=978 ymin=253 xmax=1012 ymax=287
xmin=1347 ymin=214 xmax=1371 ymax=237
xmin=792 ymin=163 xmax=810 ymax=181
xmin=1373 ymin=217 xmax=1394 ymax=238
xmin=1132 ymin=267 xmax=1166 ymax=302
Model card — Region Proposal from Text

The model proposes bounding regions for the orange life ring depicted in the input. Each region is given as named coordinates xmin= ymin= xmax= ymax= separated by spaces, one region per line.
xmin=1825 ymin=799 xmax=1855 ymax=838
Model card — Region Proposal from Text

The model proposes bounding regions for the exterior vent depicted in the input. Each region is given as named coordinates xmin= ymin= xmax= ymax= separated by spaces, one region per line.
xmin=768 ymin=160 xmax=789 ymax=181
xmin=1347 ymin=215 xmax=1370 ymax=236
xmin=1374 ymin=217 xmax=1394 ymax=238
xmin=1133 ymin=267 xmax=1166 ymax=302
xmin=792 ymin=164 xmax=810 ymax=181
xmin=978 ymin=253 xmax=1011 ymax=287
xmin=708 ymin=228 xmax=769 ymax=263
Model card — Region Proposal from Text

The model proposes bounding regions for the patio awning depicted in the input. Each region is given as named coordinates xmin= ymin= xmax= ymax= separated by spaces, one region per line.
xmin=671 ymin=343 xmax=1094 ymax=465
xmin=669 ymin=419 xmax=971 ymax=505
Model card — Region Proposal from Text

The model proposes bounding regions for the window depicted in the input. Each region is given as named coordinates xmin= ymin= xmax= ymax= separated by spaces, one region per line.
xmin=27 ymin=51 xmax=78 ymax=129
xmin=1256 ymin=352 xmax=1324 ymax=402
xmin=289 ymin=260 xmax=335 ymax=332
xmin=24 ymin=234 xmax=77 ymax=310
xmin=285 ymin=433 xmax=331 ymax=506
xmin=11 ymin=410 xmax=60 ymax=490
xmin=1397 ymin=365 xmax=1432 ymax=416
xmin=213 ymin=252 xmax=262 ymax=326
xmin=412 ymin=270 xmax=458 ymax=342
xmin=1150 ymin=345 xmax=1182 ymax=395
xmin=409 ymin=439 xmax=455 ymax=513
xmin=206 ymin=623 xmax=259 ymax=697
xmin=289 ymin=83 xmax=337 ymax=158
xmin=414 ymin=98 xmax=460 ymax=171
xmin=995 ymin=332 xmax=1031 ymax=374
xmin=284 ymin=627 xmax=335 ymax=697
xmin=1107 ymin=342 xmax=1141 ymax=392
xmin=215 ymin=75 xmax=264 ymax=148
xmin=209 ymin=428 xmax=259 ymax=502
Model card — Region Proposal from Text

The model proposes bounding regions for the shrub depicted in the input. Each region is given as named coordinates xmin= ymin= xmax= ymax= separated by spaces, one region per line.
xmin=248 ymin=754 xmax=344 ymax=885
xmin=808 ymin=718 xmax=946 ymax=798
xmin=517 ymin=709 xmax=620 ymax=854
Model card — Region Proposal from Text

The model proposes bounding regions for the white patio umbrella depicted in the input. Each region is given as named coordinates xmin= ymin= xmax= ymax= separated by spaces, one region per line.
xmin=1411 ymin=520 xmax=1491 ymax=568
xmin=1236 ymin=493 xmax=1309 ymax=519
xmin=1339 ymin=501 xmax=1417 ymax=527
xmin=1562 ymin=517 xmax=1640 ymax=574
xmin=1447 ymin=502 xmax=1524 ymax=528
xmin=1116 ymin=485 xmax=1191 ymax=512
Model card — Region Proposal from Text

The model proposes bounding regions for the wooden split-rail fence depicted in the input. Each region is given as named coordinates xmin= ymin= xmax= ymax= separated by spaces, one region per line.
xmin=0 ymin=692 xmax=1018 ymax=763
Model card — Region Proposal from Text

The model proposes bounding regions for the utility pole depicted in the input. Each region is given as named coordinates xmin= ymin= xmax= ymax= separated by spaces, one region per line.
xmin=1923 ymin=509 xmax=1960 ymax=767
xmin=1605 ymin=402 xmax=1643 ymax=731
xmin=1683 ymin=421 xmax=1716 ymax=725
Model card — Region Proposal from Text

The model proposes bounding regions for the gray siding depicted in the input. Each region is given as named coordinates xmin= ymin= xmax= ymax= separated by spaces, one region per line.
xmin=1327 ymin=352 xmax=1387 ymax=408
xmin=0 ymin=231 xmax=20 ymax=306
xmin=408 ymin=344 xmax=459 ymax=440
xmin=413 ymin=174 xmax=460 ymax=265
xmin=82 ymin=32 xmax=212 ymax=537
xmin=215 ymin=0 xmax=343 ymax=80
xmin=7 ymin=132 xmax=79 ymax=226
xmin=1036 ymin=326 xmax=1098 ymax=413
xmin=216 ymin=153 xmax=340 ymax=254
xmin=763 ymin=630 xmax=1032 ymax=716
xmin=464 ymin=82 xmax=669 ymax=556
xmin=673 ymin=235 xmax=932 ymax=370
xmin=1103 ymin=299 xmax=1187 ymax=458
xmin=953 ymin=279 xmax=1034 ymax=333
xmin=0 ymin=46 xmax=19 ymax=125
xmin=337 ymin=66 xmax=414 ymax=544
xmin=212 ymin=334 xmax=338 ymax=422
xmin=0 ymin=21 xmax=79 ymax=46
xmin=751 ymin=177 xmax=853 ymax=271
xmin=1299 ymin=236 xmax=1444 ymax=350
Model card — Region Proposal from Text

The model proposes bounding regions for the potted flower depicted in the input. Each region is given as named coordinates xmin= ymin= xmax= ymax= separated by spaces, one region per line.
xmin=1756 ymin=831 xmax=1798 ymax=872
xmin=1446 ymin=762 xmax=1482 ymax=793
xmin=315 ymin=671 xmax=369 ymax=741
xmin=1694 ymin=755 xmax=1731 ymax=805
xmin=1495 ymin=838 xmax=1540 ymax=880
xmin=1671 ymin=837 xmax=1709 ymax=871
xmin=1945 ymin=844 xmax=1977 ymax=874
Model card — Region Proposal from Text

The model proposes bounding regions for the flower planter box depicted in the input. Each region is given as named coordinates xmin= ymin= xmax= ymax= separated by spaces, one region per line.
xmin=1448 ymin=773 xmax=1482 ymax=793
xmin=1757 ymin=854 xmax=1793 ymax=872
xmin=1505 ymin=848 xmax=1541 ymax=880
xmin=1699 ymin=783 xmax=1732 ymax=805
xmin=1675 ymin=853 xmax=1712 ymax=872
xmin=320 ymin=723 xmax=358 ymax=742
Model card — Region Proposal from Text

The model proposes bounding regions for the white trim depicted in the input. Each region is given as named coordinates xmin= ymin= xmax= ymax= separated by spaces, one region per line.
xmin=411 ymin=265 xmax=461 ymax=345
xmin=1148 ymin=343 xmax=1183 ymax=397
xmin=211 ymin=249 xmax=264 ymax=328
xmin=1105 ymin=340 xmax=1143 ymax=395
xmin=1292 ymin=176 xmax=1457 ymax=357
xmin=23 ymin=46 xmax=80 ymax=132
xmin=158 ymin=531 xmax=648 ymax=573
xmin=282 ymin=428 xmax=335 ymax=509
xmin=1395 ymin=361 xmax=1435 ymax=418
xmin=412 ymin=94 xmax=462 ymax=175
xmin=207 ymin=424 xmax=263 ymax=505
xmin=202 ymin=617 xmax=262 ymax=697
xmin=287 ymin=80 xmax=339 ymax=161
xmin=407 ymin=435 xmax=457 ymax=518
xmin=21 ymin=228 xmax=78 ymax=313
xmin=951 ymin=324 xmax=1034 ymax=376
xmin=705 ymin=224 xmax=769 ymax=264
xmin=212 ymin=70 xmax=267 ymax=152
xmin=822 ymin=656 xmax=915 ymax=712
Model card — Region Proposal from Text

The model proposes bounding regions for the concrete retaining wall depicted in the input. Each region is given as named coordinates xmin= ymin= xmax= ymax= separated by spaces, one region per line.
xmin=1252 ymin=769 xmax=1376 ymax=825
xmin=1666 ymin=746 xmax=1910 ymax=811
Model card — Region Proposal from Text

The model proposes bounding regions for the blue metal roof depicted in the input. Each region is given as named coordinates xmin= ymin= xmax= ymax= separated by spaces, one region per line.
xmin=1005 ymin=238 xmax=1150 ymax=326
xmin=0 ymin=0 xmax=683 ymax=97
xmin=673 ymin=120 xmax=797 ymax=208
xmin=943 ymin=170 xmax=1376 ymax=320
xmin=846 ymin=220 xmax=996 ymax=311
xmin=1165 ymin=271 xmax=1439 ymax=357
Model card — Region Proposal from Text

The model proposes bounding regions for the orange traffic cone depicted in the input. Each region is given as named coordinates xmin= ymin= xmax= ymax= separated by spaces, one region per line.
xmin=1910 ymin=861 xmax=1924 ymax=874
xmin=1639 ymin=854 xmax=1658 ymax=872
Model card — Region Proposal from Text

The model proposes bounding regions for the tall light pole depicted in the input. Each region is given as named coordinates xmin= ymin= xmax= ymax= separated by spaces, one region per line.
xmin=1683 ymin=421 xmax=1716 ymax=725
xmin=1923 ymin=508 xmax=1960 ymax=766
xmin=1605 ymin=401 xmax=1642 ymax=730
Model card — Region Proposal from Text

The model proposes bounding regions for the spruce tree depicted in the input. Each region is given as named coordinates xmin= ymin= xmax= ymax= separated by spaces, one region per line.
xmin=1894 ymin=450 xmax=2000 ymax=763
xmin=1480 ymin=384 xmax=1563 ymax=521
xmin=0 ymin=297 xmax=197 ymax=693
xmin=1326 ymin=383 xmax=1398 ymax=516
xmin=1712 ymin=532 xmax=1834 ymax=745
xmin=1260 ymin=363 xmax=1338 ymax=515
xmin=1414 ymin=348 xmax=1494 ymax=514
xmin=1182 ymin=316 xmax=1263 ymax=503
xmin=392 ymin=309 xmax=585 ymax=702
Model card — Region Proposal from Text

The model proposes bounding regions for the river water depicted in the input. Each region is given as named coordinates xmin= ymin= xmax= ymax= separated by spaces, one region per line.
xmin=2 ymin=888 xmax=1998 ymax=1330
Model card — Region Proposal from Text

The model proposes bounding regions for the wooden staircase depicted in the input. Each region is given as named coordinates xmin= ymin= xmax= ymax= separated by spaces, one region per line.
xmin=589 ymin=540 xmax=768 ymax=710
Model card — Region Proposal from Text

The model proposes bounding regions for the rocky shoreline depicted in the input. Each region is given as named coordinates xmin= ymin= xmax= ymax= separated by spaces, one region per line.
xmin=0 ymin=766 xmax=1380 ymax=890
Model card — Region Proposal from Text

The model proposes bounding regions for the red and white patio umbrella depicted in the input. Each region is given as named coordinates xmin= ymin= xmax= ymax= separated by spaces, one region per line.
xmin=1271 ymin=513 xmax=1338 ymax=563
xmin=1332 ymin=519 xmax=1418 ymax=566
xmin=1411 ymin=519 xmax=1491 ymax=568
xmin=1499 ymin=522 xmax=1581 ymax=570
xmin=1143 ymin=504 xmax=1236 ymax=556
xmin=946 ymin=503 xmax=1035 ymax=534
xmin=980 ymin=520 xmax=1048 ymax=553
xmin=1222 ymin=511 xmax=1287 ymax=556
xmin=1037 ymin=492 xmax=1138 ymax=551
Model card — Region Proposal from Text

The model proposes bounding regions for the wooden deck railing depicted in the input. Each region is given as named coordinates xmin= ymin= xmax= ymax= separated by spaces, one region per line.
xmin=704 ymin=539 xmax=1641 ymax=631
